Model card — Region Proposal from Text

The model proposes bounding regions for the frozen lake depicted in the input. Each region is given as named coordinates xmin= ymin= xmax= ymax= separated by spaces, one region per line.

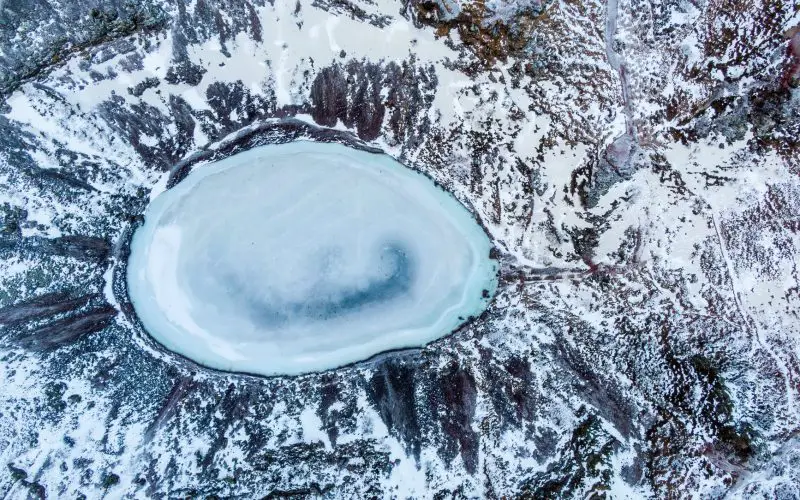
xmin=127 ymin=141 xmax=498 ymax=376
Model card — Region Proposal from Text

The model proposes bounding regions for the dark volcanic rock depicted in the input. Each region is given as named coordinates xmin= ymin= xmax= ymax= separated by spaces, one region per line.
xmin=128 ymin=77 xmax=161 ymax=97
xmin=368 ymin=358 xmax=422 ymax=459
xmin=12 ymin=304 xmax=117 ymax=351
xmin=0 ymin=234 xmax=111 ymax=262
xmin=0 ymin=0 xmax=168 ymax=99
xmin=202 ymin=80 xmax=277 ymax=139
xmin=98 ymin=94 xmax=199 ymax=169
xmin=0 ymin=292 xmax=96 ymax=327
xmin=50 ymin=235 xmax=112 ymax=262
xmin=430 ymin=361 xmax=479 ymax=474
xmin=488 ymin=355 xmax=537 ymax=426
xmin=310 ymin=59 xmax=437 ymax=146
xmin=164 ymin=61 xmax=207 ymax=86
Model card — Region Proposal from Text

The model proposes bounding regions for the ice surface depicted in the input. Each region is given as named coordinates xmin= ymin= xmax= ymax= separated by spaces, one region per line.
xmin=127 ymin=142 xmax=498 ymax=376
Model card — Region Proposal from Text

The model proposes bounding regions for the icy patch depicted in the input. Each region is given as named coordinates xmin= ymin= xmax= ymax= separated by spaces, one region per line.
xmin=128 ymin=141 xmax=497 ymax=376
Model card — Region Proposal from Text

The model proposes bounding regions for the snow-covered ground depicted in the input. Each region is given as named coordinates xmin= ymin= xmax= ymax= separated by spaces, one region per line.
xmin=0 ymin=0 xmax=798 ymax=497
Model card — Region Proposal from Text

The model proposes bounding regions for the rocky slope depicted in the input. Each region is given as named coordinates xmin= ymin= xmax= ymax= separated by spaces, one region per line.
xmin=0 ymin=0 xmax=798 ymax=497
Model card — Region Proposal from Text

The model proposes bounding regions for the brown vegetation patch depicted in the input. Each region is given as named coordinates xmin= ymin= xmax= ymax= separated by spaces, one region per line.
xmin=411 ymin=0 xmax=543 ymax=67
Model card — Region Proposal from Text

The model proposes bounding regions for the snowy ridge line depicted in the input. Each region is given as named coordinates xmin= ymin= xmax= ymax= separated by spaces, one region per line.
xmin=164 ymin=118 xmax=383 ymax=189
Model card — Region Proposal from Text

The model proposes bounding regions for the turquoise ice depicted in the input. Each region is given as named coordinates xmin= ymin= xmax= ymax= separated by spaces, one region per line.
xmin=127 ymin=141 xmax=498 ymax=376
